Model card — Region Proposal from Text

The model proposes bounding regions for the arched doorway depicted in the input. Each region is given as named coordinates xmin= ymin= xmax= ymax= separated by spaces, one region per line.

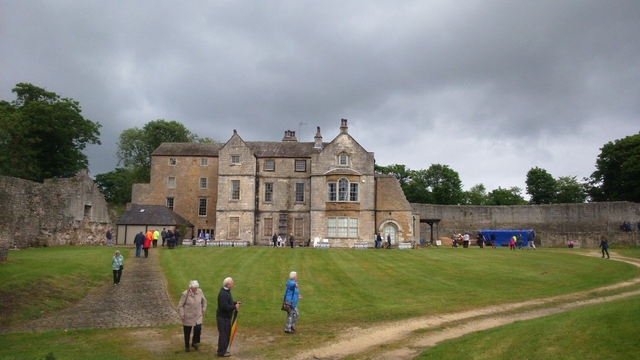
xmin=383 ymin=224 xmax=397 ymax=245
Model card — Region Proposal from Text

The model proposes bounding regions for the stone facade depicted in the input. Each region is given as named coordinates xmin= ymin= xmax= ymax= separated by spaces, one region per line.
xmin=132 ymin=119 xmax=417 ymax=247
xmin=0 ymin=170 xmax=111 ymax=248
xmin=412 ymin=202 xmax=640 ymax=248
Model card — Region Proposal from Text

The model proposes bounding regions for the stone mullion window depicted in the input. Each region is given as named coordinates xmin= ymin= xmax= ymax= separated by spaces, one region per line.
xmin=198 ymin=198 xmax=207 ymax=216
xmin=231 ymin=180 xmax=240 ymax=200
xmin=295 ymin=183 xmax=304 ymax=202
xmin=338 ymin=178 xmax=348 ymax=201
xmin=328 ymin=183 xmax=337 ymax=201
xmin=264 ymin=183 xmax=273 ymax=202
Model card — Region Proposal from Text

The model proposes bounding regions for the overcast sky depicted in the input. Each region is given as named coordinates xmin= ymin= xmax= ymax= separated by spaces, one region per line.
xmin=1 ymin=1 xmax=638 ymax=195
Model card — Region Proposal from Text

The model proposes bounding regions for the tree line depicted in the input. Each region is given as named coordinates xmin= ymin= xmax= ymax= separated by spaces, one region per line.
xmin=1 ymin=83 xmax=638 ymax=205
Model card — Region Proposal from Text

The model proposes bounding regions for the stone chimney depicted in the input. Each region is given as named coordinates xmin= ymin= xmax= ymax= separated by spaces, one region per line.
xmin=314 ymin=126 xmax=323 ymax=149
xmin=282 ymin=130 xmax=297 ymax=142
xmin=340 ymin=118 xmax=348 ymax=134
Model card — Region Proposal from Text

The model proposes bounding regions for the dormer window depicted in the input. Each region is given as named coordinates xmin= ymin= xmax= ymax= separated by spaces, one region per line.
xmin=337 ymin=153 xmax=349 ymax=166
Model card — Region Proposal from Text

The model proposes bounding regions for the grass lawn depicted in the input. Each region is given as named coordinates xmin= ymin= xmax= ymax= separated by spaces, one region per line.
xmin=418 ymin=295 xmax=640 ymax=360
xmin=1 ymin=246 xmax=639 ymax=359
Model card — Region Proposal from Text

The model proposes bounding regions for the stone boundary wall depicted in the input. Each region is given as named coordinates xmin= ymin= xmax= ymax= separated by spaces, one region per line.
xmin=412 ymin=202 xmax=640 ymax=248
xmin=0 ymin=171 xmax=112 ymax=249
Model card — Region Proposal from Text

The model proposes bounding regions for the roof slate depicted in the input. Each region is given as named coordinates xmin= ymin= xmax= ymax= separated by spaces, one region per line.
xmin=116 ymin=204 xmax=192 ymax=226
xmin=152 ymin=141 xmax=329 ymax=158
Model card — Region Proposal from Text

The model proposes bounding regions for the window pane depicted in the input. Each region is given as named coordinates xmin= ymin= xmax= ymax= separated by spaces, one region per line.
xmin=198 ymin=198 xmax=207 ymax=216
xmin=295 ymin=183 xmax=304 ymax=202
xmin=231 ymin=180 xmax=240 ymax=200
xmin=338 ymin=178 xmax=348 ymax=201
xmin=264 ymin=183 xmax=273 ymax=202
xmin=167 ymin=176 xmax=176 ymax=188
xmin=295 ymin=160 xmax=306 ymax=171
xmin=166 ymin=197 xmax=174 ymax=211
xmin=349 ymin=218 xmax=358 ymax=237
xmin=339 ymin=153 xmax=348 ymax=165
xmin=327 ymin=218 xmax=336 ymax=237
xmin=231 ymin=155 xmax=240 ymax=164
xmin=328 ymin=183 xmax=336 ymax=201
xmin=200 ymin=158 xmax=208 ymax=166
xmin=264 ymin=160 xmax=275 ymax=171
xmin=350 ymin=183 xmax=358 ymax=201
xmin=169 ymin=158 xmax=177 ymax=166
xmin=337 ymin=217 xmax=348 ymax=237
xmin=200 ymin=177 xmax=207 ymax=189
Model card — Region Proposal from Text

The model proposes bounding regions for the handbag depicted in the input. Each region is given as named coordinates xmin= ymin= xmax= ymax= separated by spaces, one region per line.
xmin=281 ymin=287 xmax=293 ymax=312
xmin=281 ymin=300 xmax=292 ymax=312
xmin=119 ymin=265 xmax=124 ymax=270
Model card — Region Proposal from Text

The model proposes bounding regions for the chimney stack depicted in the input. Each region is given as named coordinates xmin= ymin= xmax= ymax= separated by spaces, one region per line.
xmin=314 ymin=126 xmax=323 ymax=149
xmin=340 ymin=118 xmax=348 ymax=134
xmin=282 ymin=130 xmax=297 ymax=142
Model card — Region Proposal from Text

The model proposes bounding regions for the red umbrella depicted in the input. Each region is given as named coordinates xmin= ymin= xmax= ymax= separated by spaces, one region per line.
xmin=227 ymin=309 xmax=239 ymax=352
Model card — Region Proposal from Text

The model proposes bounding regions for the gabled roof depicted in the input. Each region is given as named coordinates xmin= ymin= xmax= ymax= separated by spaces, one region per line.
xmin=117 ymin=204 xmax=193 ymax=226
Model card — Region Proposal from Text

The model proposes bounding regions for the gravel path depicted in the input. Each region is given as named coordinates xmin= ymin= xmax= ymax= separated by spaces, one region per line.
xmin=7 ymin=247 xmax=180 ymax=332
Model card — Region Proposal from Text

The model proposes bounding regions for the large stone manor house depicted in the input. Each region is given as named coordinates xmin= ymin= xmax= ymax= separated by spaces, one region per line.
xmin=131 ymin=119 xmax=417 ymax=247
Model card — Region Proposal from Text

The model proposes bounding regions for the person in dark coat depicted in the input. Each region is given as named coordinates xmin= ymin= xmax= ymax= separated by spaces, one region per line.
xmin=133 ymin=231 xmax=145 ymax=257
xmin=376 ymin=233 xmax=382 ymax=249
xmin=272 ymin=233 xmax=278 ymax=248
xmin=289 ymin=233 xmax=295 ymax=248
xmin=599 ymin=236 xmax=610 ymax=259
xmin=216 ymin=277 xmax=241 ymax=357
xmin=490 ymin=232 xmax=496 ymax=248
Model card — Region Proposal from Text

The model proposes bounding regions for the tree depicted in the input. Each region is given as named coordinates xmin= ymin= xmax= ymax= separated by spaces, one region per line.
xmin=587 ymin=133 xmax=640 ymax=202
xmin=556 ymin=176 xmax=586 ymax=204
xmin=406 ymin=164 xmax=464 ymax=204
xmin=117 ymin=120 xmax=199 ymax=170
xmin=526 ymin=167 xmax=557 ymax=204
xmin=462 ymin=184 xmax=488 ymax=205
xmin=0 ymin=83 xmax=101 ymax=182
xmin=94 ymin=168 xmax=136 ymax=204
xmin=486 ymin=187 xmax=528 ymax=205
xmin=374 ymin=164 xmax=412 ymax=187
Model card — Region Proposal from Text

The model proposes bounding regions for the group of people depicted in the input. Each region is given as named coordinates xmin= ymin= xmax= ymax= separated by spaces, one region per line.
xmin=374 ymin=233 xmax=392 ymax=249
xmin=271 ymin=233 xmax=306 ymax=248
xmin=177 ymin=278 xmax=240 ymax=356
xmin=175 ymin=272 xmax=302 ymax=356
xmin=451 ymin=233 xmax=471 ymax=248
xmin=198 ymin=231 xmax=212 ymax=245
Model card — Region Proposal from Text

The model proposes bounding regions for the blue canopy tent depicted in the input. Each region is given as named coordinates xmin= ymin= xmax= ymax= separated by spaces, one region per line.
xmin=480 ymin=229 xmax=535 ymax=247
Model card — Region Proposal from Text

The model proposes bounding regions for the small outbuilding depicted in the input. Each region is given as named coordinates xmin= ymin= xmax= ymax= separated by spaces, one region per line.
xmin=116 ymin=204 xmax=194 ymax=245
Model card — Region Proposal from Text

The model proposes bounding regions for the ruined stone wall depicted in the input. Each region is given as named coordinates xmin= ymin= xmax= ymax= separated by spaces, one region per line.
xmin=412 ymin=202 xmax=640 ymax=248
xmin=0 ymin=171 xmax=111 ymax=248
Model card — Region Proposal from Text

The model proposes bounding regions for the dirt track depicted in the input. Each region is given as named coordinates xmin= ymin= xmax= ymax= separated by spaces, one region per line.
xmin=290 ymin=251 xmax=640 ymax=360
